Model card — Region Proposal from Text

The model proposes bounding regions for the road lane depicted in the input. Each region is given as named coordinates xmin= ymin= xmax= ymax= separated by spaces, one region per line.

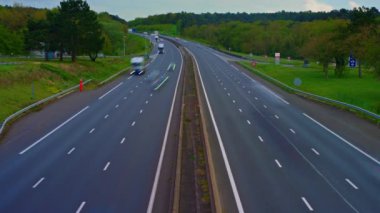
xmin=0 ymin=37 xmax=183 ymax=212
xmin=180 ymin=39 xmax=380 ymax=212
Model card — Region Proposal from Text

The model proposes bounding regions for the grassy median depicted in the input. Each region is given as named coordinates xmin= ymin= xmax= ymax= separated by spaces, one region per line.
xmin=239 ymin=60 xmax=380 ymax=115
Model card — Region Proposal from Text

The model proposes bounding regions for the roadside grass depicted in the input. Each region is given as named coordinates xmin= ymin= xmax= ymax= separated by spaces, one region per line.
xmin=0 ymin=56 xmax=131 ymax=122
xmin=240 ymin=61 xmax=380 ymax=115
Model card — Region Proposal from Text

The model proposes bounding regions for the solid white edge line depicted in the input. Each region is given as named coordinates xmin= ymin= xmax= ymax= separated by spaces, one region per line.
xmin=147 ymin=41 xmax=184 ymax=213
xmin=345 ymin=178 xmax=359 ymax=190
xmin=98 ymin=82 xmax=123 ymax=100
xmin=19 ymin=106 xmax=90 ymax=155
xmin=187 ymin=48 xmax=245 ymax=213
xmin=76 ymin=201 xmax=86 ymax=213
xmin=32 ymin=177 xmax=45 ymax=188
xmin=301 ymin=197 xmax=314 ymax=211
xmin=303 ymin=113 xmax=380 ymax=166
xmin=261 ymin=86 xmax=290 ymax=105
xmin=231 ymin=65 xmax=239 ymax=71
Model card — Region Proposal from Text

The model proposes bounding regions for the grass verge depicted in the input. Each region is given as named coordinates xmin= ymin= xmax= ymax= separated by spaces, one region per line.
xmin=239 ymin=61 xmax=380 ymax=116
xmin=0 ymin=33 xmax=150 ymax=122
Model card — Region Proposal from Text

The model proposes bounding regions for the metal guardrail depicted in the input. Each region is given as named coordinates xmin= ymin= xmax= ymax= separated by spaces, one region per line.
xmin=0 ymin=79 xmax=92 ymax=135
xmin=240 ymin=63 xmax=380 ymax=122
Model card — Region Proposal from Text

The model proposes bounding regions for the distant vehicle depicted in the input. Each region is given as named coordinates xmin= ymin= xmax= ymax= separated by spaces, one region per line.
xmin=158 ymin=43 xmax=164 ymax=54
xmin=143 ymin=32 xmax=148 ymax=35
xmin=154 ymin=30 xmax=159 ymax=35
xmin=130 ymin=57 xmax=145 ymax=75
xmin=154 ymin=35 xmax=159 ymax=42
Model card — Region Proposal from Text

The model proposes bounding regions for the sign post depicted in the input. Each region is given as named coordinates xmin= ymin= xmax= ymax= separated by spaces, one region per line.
xmin=275 ymin=52 xmax=281 ymax=65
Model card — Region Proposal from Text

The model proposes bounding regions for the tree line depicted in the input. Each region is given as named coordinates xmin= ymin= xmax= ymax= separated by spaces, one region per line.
xmin=128 ymin=9 xmax=379 ymax=33
xmin=25 ymin=0 xmax=104 ymax=62
xmin=179 ymin=7 xmax=379 ymax=77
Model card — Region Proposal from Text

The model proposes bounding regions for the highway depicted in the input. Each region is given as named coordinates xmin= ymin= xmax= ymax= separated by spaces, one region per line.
xmin=176 ymin=39 xmax=380 ymax=212
xmin=0 ymin=36 xmax=183 ymax=212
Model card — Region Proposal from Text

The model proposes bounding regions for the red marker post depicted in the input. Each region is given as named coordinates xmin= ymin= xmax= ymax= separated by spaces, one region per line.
xmin=79 ymin=79 xmax=83 ymax=92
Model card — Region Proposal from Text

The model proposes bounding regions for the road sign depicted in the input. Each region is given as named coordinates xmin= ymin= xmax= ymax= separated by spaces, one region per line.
xmin=349 ymin=55 xmax=356 ymax=68
xmin=275 ymin=52 xmax=280 ymax=64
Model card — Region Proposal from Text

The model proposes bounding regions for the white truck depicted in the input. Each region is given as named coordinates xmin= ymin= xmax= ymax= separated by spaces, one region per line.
xmin=158 ymin=43 xmax=164 ymax=54
xmin=130 ymin=57 xmax=145 ymax=75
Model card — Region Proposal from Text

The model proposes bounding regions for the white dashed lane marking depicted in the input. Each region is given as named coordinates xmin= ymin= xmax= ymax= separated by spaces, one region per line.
xmin=311 ymin=148 xmax=320 ymax=156
xmin=67 ymin=147 xmax=76 ymax=155
xmin=275 ymin=159 xmax=282 ymax=168
xmin=290 ymin=129 xmax=296 ymax=134
xmin=258 ymin=136 xmax=264 ymax=142
xmin=76 ymin=202 xmax=86 ymax=213
xmin=103 ymin=162 xmax=111 ymax=171
xmin=120 ymin=137 xmax=125 ymax=144
xmin=32 ymin=177 xmax=45 ymax=189
xmin=301 ymin=197 xmax=314 ymax=211
xmin=345 ymin=178 xmax=359 ymax=190
xmin=89 ymin=128 xmax=95 ymax=134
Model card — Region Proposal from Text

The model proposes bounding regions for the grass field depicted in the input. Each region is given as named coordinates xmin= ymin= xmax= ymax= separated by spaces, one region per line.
xmin=239 ymin=61 xmax=380 ymax=115
xmin=0 ymin=33 xmax=148 ymax=122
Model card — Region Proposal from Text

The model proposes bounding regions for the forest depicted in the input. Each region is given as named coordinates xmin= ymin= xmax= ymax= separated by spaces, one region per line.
xmin=130 ymin=8 xmax=380 ymax=77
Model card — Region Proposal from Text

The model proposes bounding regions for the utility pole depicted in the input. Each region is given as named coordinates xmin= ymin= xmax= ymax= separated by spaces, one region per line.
xmin=123 ymin=35 xmax=126 ymax=57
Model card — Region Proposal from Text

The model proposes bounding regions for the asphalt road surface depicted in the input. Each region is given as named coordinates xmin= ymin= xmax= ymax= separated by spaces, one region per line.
xmin=0 ymin=37 xmax=183 ymax=212
xmin=175 ymin=38 xmax=380 ymax=213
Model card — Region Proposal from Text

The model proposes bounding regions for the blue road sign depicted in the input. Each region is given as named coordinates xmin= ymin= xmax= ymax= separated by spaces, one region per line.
xmin=349 ymin=55 xmax=356 ymax=68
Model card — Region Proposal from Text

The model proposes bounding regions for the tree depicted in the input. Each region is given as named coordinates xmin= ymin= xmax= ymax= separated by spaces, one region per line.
xmin=301 ymin=33 xmax=335 ymax=78
xmin=25 ymin=18 xmax=50 ymax=59
xmin=347 ymin=7 xmax=379 ymax=78
xmin=81 ymin=10 xmax=104 ymax=61
xmin=57 ymin=0 xmax=104 ymax=62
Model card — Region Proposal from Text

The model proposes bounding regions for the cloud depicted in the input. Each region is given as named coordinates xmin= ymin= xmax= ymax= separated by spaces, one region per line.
xmin=348 ymin=0 xmax=360 ymax=9
xmin=304 ymin=0 xmax=333 ymax=12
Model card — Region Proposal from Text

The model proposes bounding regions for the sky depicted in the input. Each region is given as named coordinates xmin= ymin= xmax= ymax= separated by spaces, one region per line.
xmin=1 ymin=0 xmax=379 ymax=21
